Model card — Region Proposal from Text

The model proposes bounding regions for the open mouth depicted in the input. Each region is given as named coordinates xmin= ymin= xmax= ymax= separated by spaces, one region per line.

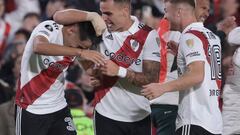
xmin=107 ymin=23 xmax=113 ymax=28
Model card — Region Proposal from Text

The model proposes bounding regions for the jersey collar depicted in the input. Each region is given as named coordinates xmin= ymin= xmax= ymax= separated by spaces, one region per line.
xmin=127 ymin=16 xmax=140 ymax=34
xmin=182 ymin=22 xmax=204 ymax=34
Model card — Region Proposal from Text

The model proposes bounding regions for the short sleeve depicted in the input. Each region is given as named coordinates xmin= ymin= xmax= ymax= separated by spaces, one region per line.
xmin=33 ymin=20 xmax=61 ymax=42
xmin=179 ymin=33 xmax=206 ymax=65
xmin=142 ymin=30 xmax=160 ymax=62
xmin=233 ymin=47 xmax=240 ymax=67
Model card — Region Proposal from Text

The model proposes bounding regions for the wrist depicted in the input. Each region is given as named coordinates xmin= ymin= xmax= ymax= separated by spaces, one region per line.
xmin=117 ymin=66 xmax=127 ymax=78
xmin=77 ymin=49 xmax=83 ymax=57
xmin=86 ymin=12 xmax=95 ymax=21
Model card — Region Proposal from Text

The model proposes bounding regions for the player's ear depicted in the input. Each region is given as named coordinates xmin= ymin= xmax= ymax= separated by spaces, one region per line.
xmin=121 ymin=4 xmax=130 ymax=17
xmin=66 ymin=24 xmax=78 ymax=35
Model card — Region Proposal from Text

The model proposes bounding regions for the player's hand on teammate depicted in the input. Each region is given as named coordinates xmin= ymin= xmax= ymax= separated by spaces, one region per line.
xmin=89 ymin=76 xmax=101 ymax=87
xmin=79 ymin=49 xmax=106 ymax=66
xmin=167 ymin=40 xmax=178 ymax=56
xmin=141 ymin=83 xmax=167 ymax=100
xmin=86 ymin=12 xmax=107 ymax=36
xmin=100 ymin=60 xmax=119 ymax=76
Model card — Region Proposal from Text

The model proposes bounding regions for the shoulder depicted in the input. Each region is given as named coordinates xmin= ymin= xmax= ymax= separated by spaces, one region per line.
xmin=35 ymin=20 xmax=61 ymax=31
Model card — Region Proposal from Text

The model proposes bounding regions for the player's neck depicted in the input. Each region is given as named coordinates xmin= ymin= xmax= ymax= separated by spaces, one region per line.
xmin=181 ymin=16 xmax=198 ymax=32
xmin=119 ymin=17 xmax=134 ymax=32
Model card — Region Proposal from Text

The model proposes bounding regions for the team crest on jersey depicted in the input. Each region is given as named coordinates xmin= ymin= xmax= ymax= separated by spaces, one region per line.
xmin=186 ymin=39 xmax=194 ymax=48
xmin=44 ymin=24 xmax=53 ymax=32
xmin=130 ymin=40 xmax=139 ymax=52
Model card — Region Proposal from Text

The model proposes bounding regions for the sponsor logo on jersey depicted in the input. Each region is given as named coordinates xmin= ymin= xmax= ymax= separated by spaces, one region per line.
xmin=186 ymin=51 xmax=201 ymax=58
xmin=104 ymin=50 xmax=142 ymax=65
xmin=186 ymin=39 xmax=194 ymax=48
xmin=130 ymin=40 xmax=139 ymax=52
xmin=43 ymin=58 xmax=68 ymax=71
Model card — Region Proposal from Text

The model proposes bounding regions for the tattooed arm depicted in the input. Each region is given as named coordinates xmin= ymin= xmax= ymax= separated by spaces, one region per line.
xmin=100 ymin=59 xmax=160 ymax=87
xmin=126 ymin=60 xmax=160 ymax=87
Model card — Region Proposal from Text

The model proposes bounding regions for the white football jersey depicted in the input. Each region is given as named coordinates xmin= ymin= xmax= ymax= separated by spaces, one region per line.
xmin=15 ymin=20 xmax=74 ymax=114
xmin=95 ymin=16 xmax=160 ymax=122
xmin=222 ymin=47 xmax=240 ymax=135
xmin=150 ymin=31 xmax=181 ymax=105
xmin=176 ymin=22 xmax=222 ymax=134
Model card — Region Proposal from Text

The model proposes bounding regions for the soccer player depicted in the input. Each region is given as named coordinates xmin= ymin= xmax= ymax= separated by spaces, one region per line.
xmin=15 ymin=11 xmax=106 ymax=135
xmin=142 ymin=0 xmax=223 ymax=135
xmin=222 ymin=27 xmax=240 ymax=135
xmin=54 ymin=0 xmax=161 ymax=134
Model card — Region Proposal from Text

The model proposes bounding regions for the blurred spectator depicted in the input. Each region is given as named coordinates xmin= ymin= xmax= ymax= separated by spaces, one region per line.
xmin=0 ymin=96 xmax=15 ymax=135
xmin=4 ymin=0 xmax=40 ymax=38
xmin=0 ymin=0 xmax=11 ymax=59
xmin=0 ymin=80 xmax=14 ymax=104
xmin=43 ymin=0 xmax=66 ymax=20
xmin=221 ymin=0 xmax=240 ymax=25
xmin=0 ymin=55 xmax=22 ymax=135
xmin=0 ymin=29 xmax=30 ymax=87
xmin=22 ymin=12 xmax=40 ymax=32
xmin=3 ymin=28 xmax=30 ymax=62
xmin=144 ymin=5 xmax=164 ymax=29
xmin=222 ymin=27 xmax=240 ymax=135
xmin=65 ymin=89 xmax=94 ymax=135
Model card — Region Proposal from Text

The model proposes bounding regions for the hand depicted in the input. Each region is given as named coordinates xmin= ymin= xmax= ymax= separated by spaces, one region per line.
xmin=79 ymin=50 xmax=106 ymax=66
xmin=167 ymin=40 xmax=178 ymax=56
xmin=100 ymin=60 xmax=119 ymax=77
xmin=217 ymin=16 xmax=237 ymax=35
xmin=89 ymin=76 xmax=101 ymax=87
xmin=141 ymin=83 xmax=167 ymax=100
xmin=86 ymin=12 xmax=107 ymax=36
xmin=78 ymin=73 xmax=101 ymax=88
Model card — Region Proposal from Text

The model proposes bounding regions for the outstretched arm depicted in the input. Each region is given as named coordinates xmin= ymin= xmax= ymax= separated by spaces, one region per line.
xmin=53 ymin=9 xmax=106 ymax=36
xmin=126 ymin=60 xmax=160 ymax=86
xmin=141 ymin=61 xmax=204 ymax=100
xmin=53 ymin=9 xmax=88 ymax=25
xmin=33 ymin=35 xmax=105 ymax=66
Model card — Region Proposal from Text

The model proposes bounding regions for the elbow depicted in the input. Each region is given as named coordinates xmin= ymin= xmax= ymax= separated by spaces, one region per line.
xmin=53 ymin=11 xmax=63 ymax=24
xmin=33 ymin=43 xmax=40 ymax=54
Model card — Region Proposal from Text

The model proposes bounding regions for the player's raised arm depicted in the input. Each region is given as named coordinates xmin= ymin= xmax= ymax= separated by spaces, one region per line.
xmin=53 ymin=9 xmax=106 ymax=36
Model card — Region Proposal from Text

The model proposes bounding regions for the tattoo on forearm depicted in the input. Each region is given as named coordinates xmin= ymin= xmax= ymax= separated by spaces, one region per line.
xmin=126 ymin=60 xmax=160 ymax=87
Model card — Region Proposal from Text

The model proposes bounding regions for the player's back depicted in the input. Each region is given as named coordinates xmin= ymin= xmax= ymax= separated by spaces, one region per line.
xmin=176 ymin=22 xmax=222 ymax=134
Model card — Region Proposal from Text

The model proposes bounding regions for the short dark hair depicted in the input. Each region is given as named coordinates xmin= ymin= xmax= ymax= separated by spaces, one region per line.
xmin=15 ymin=29 xmax=31 ymax=41
xmin=77 ymin=21 xmax=102 ymax=46
xmin=169 ymin=0 xmax=195 ymax=8
xmin=100 ymin=0 xmax=131 ymax=4
xmin=23 ymin=12 xmax=40 ymax=21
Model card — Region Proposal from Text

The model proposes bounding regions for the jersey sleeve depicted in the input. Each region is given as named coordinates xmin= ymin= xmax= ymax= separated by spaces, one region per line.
xmin=33 ymin=20 xmax=61 ymax=42
xmin=179 ymin=33 xmax=206 ymax=65
xmin=142 ymin=30 xmax=161 ymax=62
xmin=233 ymin=48 xmax=240 ymax=67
